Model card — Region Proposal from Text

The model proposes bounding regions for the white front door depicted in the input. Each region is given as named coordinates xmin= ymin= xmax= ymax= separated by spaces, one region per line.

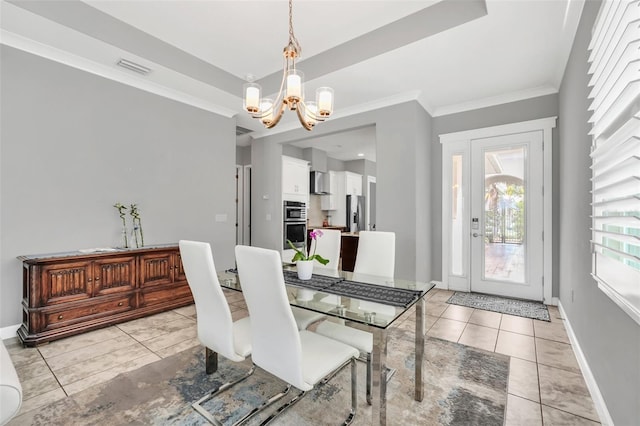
xmin=470 ymin=131 xmax=544 ymax=301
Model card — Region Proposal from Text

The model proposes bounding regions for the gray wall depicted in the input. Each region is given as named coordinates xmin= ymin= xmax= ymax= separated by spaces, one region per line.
xmin=558 ymin=1 xmax=639 ymax=423
xmin=0 ymin=46 xmax=237 ymax=328
xmin=235 ymin=146 xmax=251 ymax=166
xmin=251 ymin=101 xmax=432 ymax=281
xmin=376 ymin=102 xmax=431 ymax=282
xmin=327 ymin=157 xmax=346 ymax=171
xmin=282 ymin=144 xmax=304 ymax=159
xmin=431 ymin=94 xmax=559 ymax=291
xmin=249 ymin=139 xmax=283 ymax=251
xmin=344 ymin=159 xmax=377 ymax=177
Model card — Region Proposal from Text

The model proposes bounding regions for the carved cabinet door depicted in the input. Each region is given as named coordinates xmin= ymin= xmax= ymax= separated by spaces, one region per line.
xmin=138 ymin=252 xmax=174 ymax=287
xmin=92 ymin=256 xmax=137 ymax=296
xmin=40 ymin=261 xmax=93 ymax=305
xmin=172 ymin=252 xmax=186 ymax=282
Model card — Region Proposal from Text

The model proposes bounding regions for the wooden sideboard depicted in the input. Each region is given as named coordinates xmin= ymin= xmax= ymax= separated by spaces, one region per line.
xmin=17 ymin=244 xmax=193 ymax=347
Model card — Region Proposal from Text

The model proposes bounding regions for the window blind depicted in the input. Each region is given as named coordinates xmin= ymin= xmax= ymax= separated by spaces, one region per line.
xmin=588 ymin=0 xmax=640 ymax=324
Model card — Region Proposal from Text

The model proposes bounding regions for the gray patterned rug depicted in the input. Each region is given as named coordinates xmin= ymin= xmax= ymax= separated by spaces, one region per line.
xmin=13 ymin=326 xmax=509 ymax=425
xmin=447 ymin=292 xmax=550 ymax=322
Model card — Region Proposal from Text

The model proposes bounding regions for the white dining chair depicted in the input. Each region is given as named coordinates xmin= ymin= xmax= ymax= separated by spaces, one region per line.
xmin=312 ymin=228 xmax=341 ymax=270
xmin=235 ymin=245 xmax=359 ymax=425
xmin=291 ymin=228 xmax=342 ymax=330
xmin=315 ymin=230 xmax=396 ymax=405
xmin=179 ymin=240 xmax=254 ymax=425
xmin=353 ymin=231 xmax=395 ymax=277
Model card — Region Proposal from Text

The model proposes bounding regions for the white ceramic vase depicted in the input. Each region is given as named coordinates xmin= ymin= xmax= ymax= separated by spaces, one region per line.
xmin=297 ymin=288 xmax=314 ymax=301
xmin=296 ymin=260 xmax=313 ymax=280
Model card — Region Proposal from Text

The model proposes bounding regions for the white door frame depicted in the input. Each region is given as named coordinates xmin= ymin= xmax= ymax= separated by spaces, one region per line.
xmin=440 ymin=117 xmax=556 ymax=305
xmin=366 ymin=175 xmax=376 ymax=231
xmin=243 ymin=165 xmax=252 ymax=245
xmin=235 ymin=165 xmax=252 ymax=245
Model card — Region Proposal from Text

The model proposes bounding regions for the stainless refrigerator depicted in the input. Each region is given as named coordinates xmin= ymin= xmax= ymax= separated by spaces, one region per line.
xmin=346 ymin=195 xmax=365 ymax=233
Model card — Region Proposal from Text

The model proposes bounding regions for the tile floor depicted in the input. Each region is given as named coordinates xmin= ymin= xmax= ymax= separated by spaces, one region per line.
xmin=4 ymin=288 xmax=600 ymax=425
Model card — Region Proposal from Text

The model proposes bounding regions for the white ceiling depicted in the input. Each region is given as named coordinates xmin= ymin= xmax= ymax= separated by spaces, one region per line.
xmin=1 ymin=0 xmax=584 ymax=162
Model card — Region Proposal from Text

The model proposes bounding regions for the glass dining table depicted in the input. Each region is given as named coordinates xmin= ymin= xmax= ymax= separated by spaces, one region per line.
xmin=217 ymin=266 xmax=435 ymax=426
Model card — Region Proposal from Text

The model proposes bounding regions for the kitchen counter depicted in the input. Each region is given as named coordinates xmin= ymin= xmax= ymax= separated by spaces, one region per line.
xmin=340 ymin=234 xmax=359 ymax=271
xmin=308 ymin=227 xmax=359 ymax=271
xmin=308 ymin=225 xmax=346 ymax=231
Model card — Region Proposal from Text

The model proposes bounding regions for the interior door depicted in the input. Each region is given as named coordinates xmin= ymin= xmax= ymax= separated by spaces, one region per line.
xmin=470 ymin=131 xmax=544 ymax=300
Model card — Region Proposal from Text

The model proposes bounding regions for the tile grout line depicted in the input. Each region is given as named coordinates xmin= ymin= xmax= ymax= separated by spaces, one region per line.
xmin=532 ymin=323 xmax=545 ymax=425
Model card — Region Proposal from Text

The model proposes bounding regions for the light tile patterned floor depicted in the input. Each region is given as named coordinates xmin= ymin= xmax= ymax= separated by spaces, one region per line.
xmin=4 ymin=288 xmax=600 ymax=425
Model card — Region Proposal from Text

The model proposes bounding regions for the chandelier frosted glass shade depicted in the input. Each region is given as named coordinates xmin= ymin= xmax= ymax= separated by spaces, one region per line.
xmin=243 ymin=83 xmax=261 ymax=113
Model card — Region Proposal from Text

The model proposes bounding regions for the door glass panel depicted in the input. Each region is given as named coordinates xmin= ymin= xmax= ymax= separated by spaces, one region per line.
xmin=451 ymin=154 xmax=464 ymax=276
xmin=483 ymin=146 xmax=526 ymax=283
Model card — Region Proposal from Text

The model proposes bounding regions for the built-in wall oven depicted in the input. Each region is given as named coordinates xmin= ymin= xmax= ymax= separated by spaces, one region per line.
xmin=283 ymin=201 xmax=307 ymax=250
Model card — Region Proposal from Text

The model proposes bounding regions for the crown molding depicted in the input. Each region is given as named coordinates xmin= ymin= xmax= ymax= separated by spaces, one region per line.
xmin=432 ymin=85 xmax=559 ymax=117
xmin=1 ymin=30 xmax=237 ymax=118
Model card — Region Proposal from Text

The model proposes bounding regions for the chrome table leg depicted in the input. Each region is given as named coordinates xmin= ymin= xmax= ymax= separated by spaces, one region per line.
xmin=415 ymin=296 xmax=425 ymax=401
xmin=371 ymin=328 xmax=388 ymax=425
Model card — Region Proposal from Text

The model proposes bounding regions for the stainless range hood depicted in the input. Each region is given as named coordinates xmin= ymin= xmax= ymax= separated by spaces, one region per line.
xmin=309 ymin=171 xmax=330 ymax=194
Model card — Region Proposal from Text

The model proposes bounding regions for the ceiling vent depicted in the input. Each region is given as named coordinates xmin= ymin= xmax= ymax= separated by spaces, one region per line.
xmin=236 ymin=126 xmax=252 ymax=136
xmin=116 ymin=59 xmax=151 ymax=75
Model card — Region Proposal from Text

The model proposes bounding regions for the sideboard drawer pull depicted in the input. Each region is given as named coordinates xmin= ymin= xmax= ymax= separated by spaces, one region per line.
xmin=118 ymin=302 xmax=123 ymax=307
xmin=58 ymin=315 xmax=63 ymax=320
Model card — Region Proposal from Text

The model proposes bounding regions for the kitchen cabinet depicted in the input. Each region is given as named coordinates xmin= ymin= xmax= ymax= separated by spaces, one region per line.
xmin=17 ymin=245 xmax=192 ymax=346
xmin=340 ymin=234 xmax=359 ymax=272
xmin=323 ymin=171 xmax=362 ymax=227
xmin=320 ymin=171 xmax=339 ymax=210
xmin=282 ymin=155 xmax=309 ymax=202
xmin=345 ymin=171 xmax=363 ymax=196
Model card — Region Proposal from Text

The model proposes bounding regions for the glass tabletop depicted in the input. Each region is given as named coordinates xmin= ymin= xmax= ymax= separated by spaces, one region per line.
xmin=218 ymin=266 xmax=435 ymax=330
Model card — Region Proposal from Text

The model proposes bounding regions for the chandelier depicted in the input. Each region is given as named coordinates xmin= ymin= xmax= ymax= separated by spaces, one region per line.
xmin=243 ymin=0 xmax=334 ymax=131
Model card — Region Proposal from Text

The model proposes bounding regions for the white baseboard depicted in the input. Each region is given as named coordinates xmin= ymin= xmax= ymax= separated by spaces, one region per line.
xmin=431 ymin=280 xmax=447 ymax=290
xmin=0 ymin=324 xmax=20 ymax=340
xmin=558 ymin=301 xmax=613 ymax=426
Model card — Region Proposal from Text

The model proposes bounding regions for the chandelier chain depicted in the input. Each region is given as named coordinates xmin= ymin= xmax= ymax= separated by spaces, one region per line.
xmin=288 ymin=0 xmax=301 ymax=56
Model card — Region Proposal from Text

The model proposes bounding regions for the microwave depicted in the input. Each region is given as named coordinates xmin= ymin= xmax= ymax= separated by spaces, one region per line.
xmin=284 ymin=201 xmax=306 ymax=222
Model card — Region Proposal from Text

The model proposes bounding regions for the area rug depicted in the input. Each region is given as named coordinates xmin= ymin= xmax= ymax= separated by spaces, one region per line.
xmin=14 ymin=327 xmax=509 ymax=425
xmin=447 ymin=291 xmax=550 ymax=322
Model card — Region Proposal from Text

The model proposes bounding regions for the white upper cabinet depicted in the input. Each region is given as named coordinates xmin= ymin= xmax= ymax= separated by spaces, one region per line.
xmin=321 ymin=171 xmax=340 ymax=210
xmin=345 ymin=171 xmax=362 ymax=196
xmin=322 ymin=171 xmax=361 ymax=226
xmin=282 ymin=155 xmax=309 ymax=202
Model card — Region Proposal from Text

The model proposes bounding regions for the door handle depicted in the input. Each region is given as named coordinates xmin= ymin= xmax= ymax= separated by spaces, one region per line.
xmin=472 ymin=233 xmax=483 ymax=238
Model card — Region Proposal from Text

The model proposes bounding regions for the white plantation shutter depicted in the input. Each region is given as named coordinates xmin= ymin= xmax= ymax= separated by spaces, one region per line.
xmin=588 ymin=0 xmax=640 ymax=324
